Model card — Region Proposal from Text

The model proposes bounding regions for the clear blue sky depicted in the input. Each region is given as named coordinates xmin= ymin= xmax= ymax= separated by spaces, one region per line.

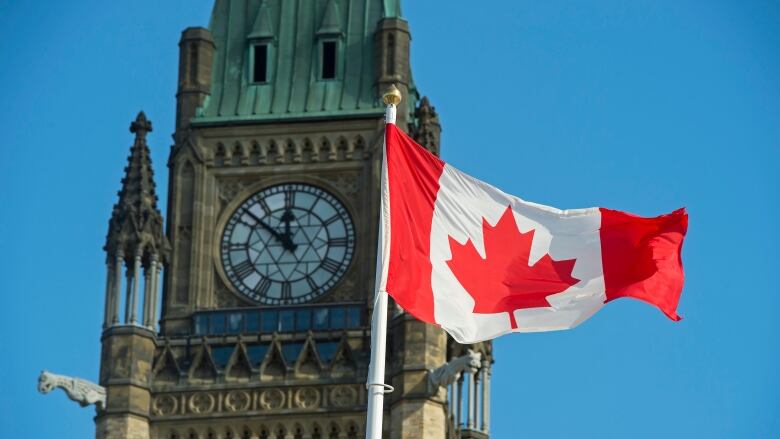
xmin=1 ymin=1 xmax=778 ymax=437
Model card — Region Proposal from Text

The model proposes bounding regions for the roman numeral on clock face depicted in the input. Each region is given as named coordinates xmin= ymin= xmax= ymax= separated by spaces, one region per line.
xmin=254 ymin=277 xmax=271 ymax=296
xmin=321 ymin=257 xmax=341 ymax=274
xmin=225 ymin=242 xmax=247 ymax=251
xmin=232 ymin=260 xmax=255 ymax=279
xmin=281 ymin=281 xmax=292 ymax=299
xmin=257 ymin=199 xmax=271 ymax=215
xmin=284 ymin=187 xmax=295 ymax=209
xmin=328 ymin=237 xmax=347 ymax=246
xmin=323 ymin=215 xmax=339 ymax=226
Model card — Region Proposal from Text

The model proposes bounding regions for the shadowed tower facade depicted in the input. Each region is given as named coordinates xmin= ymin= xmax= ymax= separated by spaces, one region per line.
xmin=97 ymin=1 xmax=493 ymax=438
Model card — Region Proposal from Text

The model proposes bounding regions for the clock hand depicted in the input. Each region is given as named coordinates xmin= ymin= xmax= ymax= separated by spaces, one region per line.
xmin=281 ymin=210 xmax=293 ymax=236
xmin=280 ymin=209 xmax=298 ymax=252
xmin=244 ymin=210 xmax=284 ymax=243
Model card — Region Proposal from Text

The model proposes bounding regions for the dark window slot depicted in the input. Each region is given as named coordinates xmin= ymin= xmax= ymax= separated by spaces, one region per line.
xmin=253 ymin=44 xmax=268 ymax=83
xmin=321 ymin=41 xmax=337 ymax=79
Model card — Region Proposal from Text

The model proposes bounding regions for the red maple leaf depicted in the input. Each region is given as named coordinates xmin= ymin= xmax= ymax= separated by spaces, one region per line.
xmin=446 ymin=206 xmax=579 ymax=329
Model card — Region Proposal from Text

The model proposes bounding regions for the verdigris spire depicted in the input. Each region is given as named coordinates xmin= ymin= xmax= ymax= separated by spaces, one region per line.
xmin=105 ymin=111 xmax=170 ymax=262
xmin=317 ymin=0 xmax=343 ymax=36
xmin=248 ymin=0 xmax=274 ymax=40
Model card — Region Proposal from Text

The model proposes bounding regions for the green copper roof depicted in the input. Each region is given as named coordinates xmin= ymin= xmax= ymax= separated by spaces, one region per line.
xmin=382 ymin=0 xmax=402 ymax=18
xmin=197 ymin=0 xmax=401 ymax=124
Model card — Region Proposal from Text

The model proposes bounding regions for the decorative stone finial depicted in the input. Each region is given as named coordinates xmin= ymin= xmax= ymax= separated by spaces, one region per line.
xmin=416 ymin=97 xmax=437 ymax=122
xmin=130 ymin=111 xmax=153 ymax=140
xmin=413 ymin=96 xmax=441 ymax=155
xmin=105 ymin=111 xmax=170 ymax=263
xmin=382 ymin=84 xmax=402 ymax=106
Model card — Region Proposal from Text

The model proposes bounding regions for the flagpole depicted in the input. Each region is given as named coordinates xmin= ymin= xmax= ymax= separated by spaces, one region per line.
xmin=365 ymin=85 xmax=402 ymax=439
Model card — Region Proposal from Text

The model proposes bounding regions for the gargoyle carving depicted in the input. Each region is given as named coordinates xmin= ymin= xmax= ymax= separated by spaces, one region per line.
xmin=38 ymin=370 xmax=106 ymax=410
xmin=428 ymin=349 xmax=482 ymax=389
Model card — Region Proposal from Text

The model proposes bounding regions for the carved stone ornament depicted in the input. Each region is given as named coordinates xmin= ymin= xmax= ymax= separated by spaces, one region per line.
xmin=259 ymin=388 xmax=286 ymax=410
xmin=104 ymin=112 xmax=171 ymax=262
xmin=428 ymin=349 xmax=482 ymax=389
xmin=329 ymin=385 xmax=357 ymax=407
xmin=213 ymin=281 xmax=240 ymax=308
xmin=152 ymin=394 xmax=179 ymax=416
xmin=188 ymin=392 xmax=216 ymax=414
xmin=224 ymin=390 xmax=252 ymax=412
xmin=294 ymin=387 xmax=321 ymax=409
xmin=331 ymin=174 xmax=359 ymax=199
xmin=37 ymin=370 xmax=106 ymax=410
xmin=329 ymin=272 xmax=357 ymax=302
xmin=218 ymin=178 xmax=250 ymax=206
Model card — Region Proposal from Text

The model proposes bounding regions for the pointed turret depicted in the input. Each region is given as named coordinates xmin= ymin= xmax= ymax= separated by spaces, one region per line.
xmin=102 ymin=112 xmax=169 ymax=330
xmin=414 ymin=96 xmax=442 ymax=155
xmin=105 ymin=111 xmax=170 ymax=262
xmin=175 ymin=27 xmax=215 ymax=134
xmin=375 ymin=4 xmax=412 ymax=127
xmin=97 ymin=114 xmax=164 ymax=439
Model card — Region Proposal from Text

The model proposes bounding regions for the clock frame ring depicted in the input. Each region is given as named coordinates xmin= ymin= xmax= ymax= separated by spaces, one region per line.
xmin=213 ymin=175 xmax=359 ymax=306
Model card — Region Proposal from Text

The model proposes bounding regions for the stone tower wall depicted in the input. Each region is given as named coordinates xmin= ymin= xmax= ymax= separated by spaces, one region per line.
xmin=96 ymin=3 xmax=492 ymax=438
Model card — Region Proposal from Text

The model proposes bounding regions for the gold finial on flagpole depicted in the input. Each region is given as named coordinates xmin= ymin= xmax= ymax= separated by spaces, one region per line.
xmin=382 ymin=84 xmax=402 ymax=106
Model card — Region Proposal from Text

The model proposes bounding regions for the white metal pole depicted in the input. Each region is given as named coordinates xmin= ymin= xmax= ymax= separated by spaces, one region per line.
xmin=365 ymin=288 xmax=390 ymax=439
xmin=365 ymin=86 xmax=401 ymax=439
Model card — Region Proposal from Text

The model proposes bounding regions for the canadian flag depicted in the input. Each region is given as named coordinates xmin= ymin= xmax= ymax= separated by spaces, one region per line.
xmin=377 ymin=123 xmax=688 ymax=343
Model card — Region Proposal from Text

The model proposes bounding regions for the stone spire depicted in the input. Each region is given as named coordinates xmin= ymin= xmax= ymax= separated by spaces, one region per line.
xmin=105 ymin=111 xmax=170 ymax=263
xmin=97 ymin=113 xmax=166 ymax=437
xmin=413 ymin=96 xmax=442 ymax=155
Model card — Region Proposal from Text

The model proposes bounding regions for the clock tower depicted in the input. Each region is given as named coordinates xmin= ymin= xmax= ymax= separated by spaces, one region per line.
xmin=96 ymin=1 xmax=494 ymax=438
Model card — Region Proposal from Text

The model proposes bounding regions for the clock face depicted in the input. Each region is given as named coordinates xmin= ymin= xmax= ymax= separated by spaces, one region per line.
xmin=221 ymin=183 xmax=355 ymax=305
